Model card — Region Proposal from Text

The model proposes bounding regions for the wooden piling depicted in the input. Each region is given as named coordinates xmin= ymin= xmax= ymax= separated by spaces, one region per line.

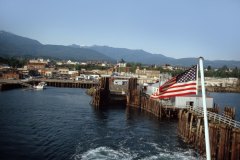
xmin=209 ymin=123 xmax=218 ymax=158
xmin=127 ymin=78 xmax=140 ymax=108
xmin=178 ymin=107 xmax=240 ymax=160
xmin=92 ymin=77 xmax=110 ymax=108
xmin=231 ymin=128 xmax=240 ymax=160
xmin=224 ymin=107 xmax=235 ymax=120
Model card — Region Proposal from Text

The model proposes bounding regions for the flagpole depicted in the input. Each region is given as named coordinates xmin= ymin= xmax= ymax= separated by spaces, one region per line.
xmin=199 ymin=57 xmax=211 ymax=160
xmin=159 ymin=72 xmax=161 ymax=95
xmin=196 ymin=64 xmax=199 ymax=96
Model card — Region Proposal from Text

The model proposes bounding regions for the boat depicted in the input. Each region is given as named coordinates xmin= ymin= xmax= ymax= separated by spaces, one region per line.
xmin=33 ymin=82 xmax=47 ymax=89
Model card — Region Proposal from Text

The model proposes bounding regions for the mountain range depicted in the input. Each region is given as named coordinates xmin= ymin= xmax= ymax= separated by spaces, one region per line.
xmin=0 ymin=31 xmax=112 ymax=61
xmin=84 ymin=45 xmax=240 ymax=68
xmin=1 ymin=30 xmax=240 ymax=68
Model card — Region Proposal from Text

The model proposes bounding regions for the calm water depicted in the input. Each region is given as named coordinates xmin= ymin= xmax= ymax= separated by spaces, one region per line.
xmin=0 ymin=88 xmax=239 ymax=160
xmin=209 ymin=92 xmax=240 ymax=121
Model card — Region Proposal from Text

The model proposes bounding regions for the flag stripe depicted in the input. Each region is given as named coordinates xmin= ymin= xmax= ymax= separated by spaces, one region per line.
xmin=159 ymin=89 xmax=197 ymax=96
xmin=161 ymin=87 xmax=197 ymax=94
xmin=161 ymin=81 xmax=196 ymax=91
xmin=159 ymin=91 xmax=197 ymax=98
xmin=159 ymin=77 xmax=176 ymax=89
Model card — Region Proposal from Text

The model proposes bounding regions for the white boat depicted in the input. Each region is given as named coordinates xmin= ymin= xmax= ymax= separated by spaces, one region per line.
xmin=33 ymin=82 xmax=47 ymax=89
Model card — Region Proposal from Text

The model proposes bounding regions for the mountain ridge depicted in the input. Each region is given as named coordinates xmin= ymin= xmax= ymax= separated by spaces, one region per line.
xmin=85 ymin=45 xmax=240 ymax=68
xmin=0 ymin=31 xmax=113 ymax=61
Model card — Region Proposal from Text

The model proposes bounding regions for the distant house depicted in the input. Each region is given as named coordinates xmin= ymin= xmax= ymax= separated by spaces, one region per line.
xmin=38 ymin=68 xmax=55 ymax=77
xmin=68 ymin=70 xmax=79 ymax=79
xmin=115 ymin=59 xmax=129 ymax=73
xmin=80 ymin=62 xmax=87 ymax=66
xmin=66 ymin=60 xmax=79 ymax=65
xmin=0 ymin=69 xmax=21 ymax=80
xmin=117 ymin=61 xmax=126 ymax=68
xmin=136 ymin=67 xmax=160 ymax=79
xmin=0 ymin=64 xmax=10 ymax=69
xmin=75 ymin=74 xmax=100 ymax=81
xmin=17 ymin=65 xmax=29 ymax=76
xmin=101 ymin=63 xmax=107 ymax=67
xmin=27 ymin=59 xmax=48 ymax=70
xmin=162 ymin=64 xmax=173 ymax=70
xmin=56 ymin=61 xmax=63 ymax=65
xmin=58 ymin=68 xmax=69 ymax=75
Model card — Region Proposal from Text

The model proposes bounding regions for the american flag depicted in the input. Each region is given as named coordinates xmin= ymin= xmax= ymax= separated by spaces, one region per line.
xmin=151 ymin=65 xmax=197 ymax=99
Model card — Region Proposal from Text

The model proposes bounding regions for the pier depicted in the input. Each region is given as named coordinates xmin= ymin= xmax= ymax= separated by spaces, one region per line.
xmin=92 ymin=77 xmax=240 ymax=159
xmin=36 ymin=79 xmax=98 ymax=89
xmin=0 ymin=79 xmax=98 ymax=91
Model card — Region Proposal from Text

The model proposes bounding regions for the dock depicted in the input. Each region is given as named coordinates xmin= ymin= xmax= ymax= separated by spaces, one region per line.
xmin=34 ymin=79 xmax=98 ymax=88
xmin=0 ymin=79 xmax=98 ymax=91
xmin=91 ymin=77 xmax=240 ymax=159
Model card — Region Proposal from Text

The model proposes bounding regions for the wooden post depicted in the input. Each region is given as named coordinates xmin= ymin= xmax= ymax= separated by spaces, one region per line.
xmin=218 ymin=124 xmax=228 ymax=160
xmin=209 ymin=123 xmax=218 ymax=159
xmin=231 ymin=128 xmax=240 ymax=160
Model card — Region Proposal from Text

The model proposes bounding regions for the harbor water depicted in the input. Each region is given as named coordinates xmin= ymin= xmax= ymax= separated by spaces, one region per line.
xmin=209 ymin=92 xmax=240 ymax=121
xmin=0 ymin=87 xmax=239 ymax=160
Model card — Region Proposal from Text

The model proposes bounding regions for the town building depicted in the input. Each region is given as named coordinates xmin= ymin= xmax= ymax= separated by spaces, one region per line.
xmin=135 ymin=67 xmax=160 ymax=79
xmin=27 ymin=59 xmax=49 ymax=70
xmin=0 ymin=69 xmax=21 ymax=80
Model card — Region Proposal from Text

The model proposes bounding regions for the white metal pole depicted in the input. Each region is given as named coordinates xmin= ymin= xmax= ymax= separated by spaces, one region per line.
xmin=199 ymin=57 xmax=211 ymax=160
xmin=196 ymin=64 xmax=199 ymax=96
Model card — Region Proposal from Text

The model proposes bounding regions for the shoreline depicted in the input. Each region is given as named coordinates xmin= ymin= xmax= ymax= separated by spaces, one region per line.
xmin=206 ymin=86 xmax=240 ymax=93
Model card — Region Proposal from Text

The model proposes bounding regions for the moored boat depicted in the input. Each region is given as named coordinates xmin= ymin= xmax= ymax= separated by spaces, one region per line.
xmin=33 ymin=82 xmax=47 ymax=89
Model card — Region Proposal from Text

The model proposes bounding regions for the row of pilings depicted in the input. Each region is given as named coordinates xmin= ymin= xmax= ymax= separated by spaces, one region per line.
xmin=178 ymin=109 xmax=240 ymax=160
xmin=0 ymin=80 xmax=98 ymax=91
xmin=38 ymin=81 xmax=97 ymax=89
xmin=126 ymin=78 xmax=178 ymax=118
xmin=92 ymin=77 xmax=179 ymax=117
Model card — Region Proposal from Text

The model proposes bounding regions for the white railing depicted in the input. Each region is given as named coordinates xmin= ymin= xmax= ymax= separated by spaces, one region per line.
xmin=187 ymin=106 xmax=240 ymax=128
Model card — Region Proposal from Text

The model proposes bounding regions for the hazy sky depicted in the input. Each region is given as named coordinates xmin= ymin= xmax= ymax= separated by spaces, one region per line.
xmin=0 ymin=0 xmax=240 ymax=60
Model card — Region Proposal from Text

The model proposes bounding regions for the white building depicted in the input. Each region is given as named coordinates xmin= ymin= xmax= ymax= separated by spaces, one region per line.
xmin=66 ymin=60 xmax=79 ymax=65
xmin=146 ymin=83 xmax=213 ymax=109
xmin=171 ymin=96 xmax=213 ymax=108
xmin=29 ymin=58 xmax=49 ymax=64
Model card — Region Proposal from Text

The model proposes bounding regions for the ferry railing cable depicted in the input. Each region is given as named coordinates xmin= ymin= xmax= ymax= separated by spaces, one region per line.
xmin=187 ymin=106 xmax=240 ymax=128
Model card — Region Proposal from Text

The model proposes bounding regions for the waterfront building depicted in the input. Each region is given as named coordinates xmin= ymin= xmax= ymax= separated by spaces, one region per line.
xmin=0 ymin=69 xmax=21 ymax=80
xmin=0 ymin=64 xmax=10 ymax=69
xmin=58 ymin=68 xmax=69 ymax=75
xmin=135 ymin=67 xmax=159 ymax=79
xmin=27 ymin=58 xmax=48 ymax=70
xmin=205 ymin=77 xmax=238 ymax=87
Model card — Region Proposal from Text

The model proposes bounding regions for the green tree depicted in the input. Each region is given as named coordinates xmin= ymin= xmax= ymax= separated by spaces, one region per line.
xmin=75 ymin=64 xmax=81 ymax=70
xmin=232 ymin=67 xmax=239 ymax=78
xmin=207 ymin=65 xmax=211 ymax=71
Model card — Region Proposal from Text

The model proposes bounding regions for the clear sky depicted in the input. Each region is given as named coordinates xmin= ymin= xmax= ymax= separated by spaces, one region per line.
xmin=0 ymin=0 xmax=240 ymax=60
